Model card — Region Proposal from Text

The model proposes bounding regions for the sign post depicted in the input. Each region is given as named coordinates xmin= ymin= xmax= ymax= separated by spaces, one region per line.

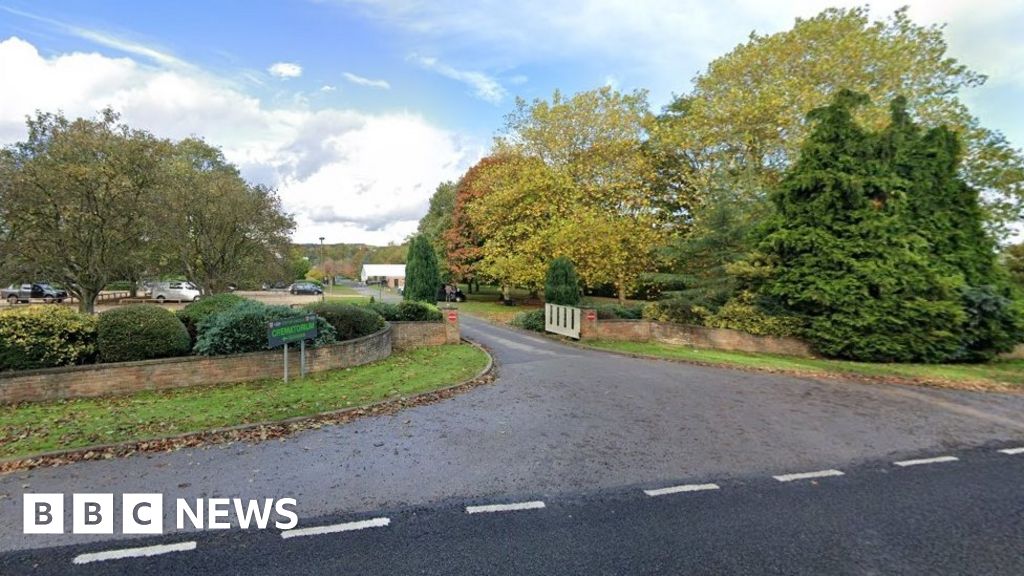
xmin=267 ymin=315 xmax=318 ymax=383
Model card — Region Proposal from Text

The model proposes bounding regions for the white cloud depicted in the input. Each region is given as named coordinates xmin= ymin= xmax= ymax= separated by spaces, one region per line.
xmin=343 ymin=71 xmax=391 ymax=89
xmin=320 ymin=84 xmax=337 ymax=92
xmin=0 ymin=37 xmax=480 ymax=244
xmin=409 ymin=53 xmax=506 ymax=104
xmin=268 ymin=62 xmax=302 ymax=78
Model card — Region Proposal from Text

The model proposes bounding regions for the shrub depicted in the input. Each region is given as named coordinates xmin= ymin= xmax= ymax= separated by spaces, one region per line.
xmin=703 ymin=292 xmax=804 ymax=338
xmin=511 ymin=309 xmax=546 ymax=332
xmin=305 ymin=302 xmax=385 ymax=341
xmin=405 ymin=235 xmax=441 ymax=302
xmin=176 ymin=293 xmax=246 ymax=342
xmin=642 ymin=298 xmax=709 ymax=325
xmin=97 ymin=305 xmax=191 ymax=363
xmin=545 ymin=257 xmax=581 ymax=306
xmin=364 ymin=301 xmax=442 ymax=322
xmin=953 ymin=285 xmax=1024 ymax=362
xmin=0 ymin=306 xmax=98 ymax=370
xmin=195 ymin=300 xmax=336 ymax=356
xmin=592 ymin=303 xmax=644 ymax=320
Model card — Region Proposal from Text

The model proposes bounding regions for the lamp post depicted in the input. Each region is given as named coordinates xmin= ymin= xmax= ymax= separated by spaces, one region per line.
xmin=318 ymin=237 xmax=325 ymax=301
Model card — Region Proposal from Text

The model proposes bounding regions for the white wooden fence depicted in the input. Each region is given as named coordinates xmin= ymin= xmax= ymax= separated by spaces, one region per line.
xmin=545 ymin=303 xmax=581 ymax=339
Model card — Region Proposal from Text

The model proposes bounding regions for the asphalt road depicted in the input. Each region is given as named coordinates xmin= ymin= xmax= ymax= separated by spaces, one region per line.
xmin=2 ymin=304 xmax=1023 ymax=573
xmin=3 ymin=446 xmax=1023 ymax=575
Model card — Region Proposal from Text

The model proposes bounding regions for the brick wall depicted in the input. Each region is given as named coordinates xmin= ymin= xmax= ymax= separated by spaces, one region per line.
xmin=0 ymin=326 xmax=393 ymax=404
xmin=390 ymin=309 xmax=461 ymax=351
xmin=579 ymin=310 xmax=814 ymax=358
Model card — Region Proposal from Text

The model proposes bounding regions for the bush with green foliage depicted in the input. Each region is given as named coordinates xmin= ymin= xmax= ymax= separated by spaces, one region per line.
xmin=510 ymin=309 xmax=546 ymax=332
xmin=0 ymin=306 xmax=98 ymax=370
xmin=703 ymin=292 xmax=804 ymax=337
xmin=195 ymin=300 xmax=335 ymax=356
xmin=405 ymin=235 xmax=441 ymax=302
xmin=953 ymin=285 xmax=1024 ymax=361
xmin=544 ymin=257 xmax=581 ymax=306
xmin=97 ymin=305 xmax=191 ymax=363
xmin=592 ymin=303 xmax=644 ymax=320
xmin=176 ymin=293 xmax=246 ymax=342
xmin=642 ymin=298 xmax=709 ymax=325
xmin=364 ymin=301 xmax=442 ymax=322
xmin=753 ymin=91 xmax=980 ymax=362
xmin=305 ymin=302 xmax=385 ymax=341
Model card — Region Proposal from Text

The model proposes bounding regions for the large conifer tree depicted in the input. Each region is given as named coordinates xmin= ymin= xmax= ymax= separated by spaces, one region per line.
xmin=404 ymin=235 xmax=440 ymax=302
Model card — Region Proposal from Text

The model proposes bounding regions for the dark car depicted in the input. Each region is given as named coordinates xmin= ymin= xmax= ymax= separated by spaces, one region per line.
xmin=289 ymin=282 xmax=323 ymax=295
xmin=2 ymin=283 xmax=68 ymax=304
xmin=435 ymin=284 xmax=467 ymax=302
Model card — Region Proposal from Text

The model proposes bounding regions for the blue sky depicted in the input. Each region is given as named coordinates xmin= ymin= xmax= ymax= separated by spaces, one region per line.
xmin=1 ymin=0 xmax=1022 ymax=244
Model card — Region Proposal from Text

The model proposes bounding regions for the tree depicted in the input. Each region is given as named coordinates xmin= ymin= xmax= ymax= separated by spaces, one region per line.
xmin=660 ymin=7 xmax=1024 ymax=238
xmin=544 ymin=257 xmax=580 ymax=306
xmin=753 ymin=90 xmax=1019 ymax=362
xmin=444 ymin=155 xmax=510 ymax=293
xmin=416 ymin=181 xmax=456 ymax=272
xmin=0 ymin=110 xmax=169 ymax=313
xmin=470 ymin=87 xmax=668 ymax=303
xmin=160 ymin=139 xmax=294 ymax=293
xmin=404 ymin=235 xmax=440 ymax=302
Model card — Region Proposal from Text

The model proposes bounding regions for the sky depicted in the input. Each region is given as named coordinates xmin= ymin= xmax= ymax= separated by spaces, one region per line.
xmin=0 ymin=1 xmax=1022 ymax=245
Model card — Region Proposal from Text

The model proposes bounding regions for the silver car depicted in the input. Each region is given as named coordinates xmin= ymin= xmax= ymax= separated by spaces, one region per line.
xmin=151 ymin=281 xmax=201 ymax=302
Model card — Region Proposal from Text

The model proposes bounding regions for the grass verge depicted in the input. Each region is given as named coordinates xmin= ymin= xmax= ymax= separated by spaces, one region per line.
xmin=585 ymin=340 xmax=1024 ymax=391
xmin=0 ymin=344 xmax=489 ymax=460
xmin=453 ymin=300 xmax=541 ymax=324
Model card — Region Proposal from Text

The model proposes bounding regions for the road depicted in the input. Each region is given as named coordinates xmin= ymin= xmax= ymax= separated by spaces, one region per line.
xmin=2 ymin=310 xmax=1024 ymax=573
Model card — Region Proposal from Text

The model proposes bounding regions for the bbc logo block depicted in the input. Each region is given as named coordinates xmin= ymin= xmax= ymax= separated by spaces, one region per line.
xmin=24 ymin=493 xmax=163 ymax=535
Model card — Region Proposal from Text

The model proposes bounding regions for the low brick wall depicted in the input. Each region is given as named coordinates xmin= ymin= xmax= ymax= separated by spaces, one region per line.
xmin=579 ymin=311 xmax=814 ymax=358
xmin=1 ymin=325 xmax=392 ymax=404
xmin=391 ymin=309 xmax=461 ymax=351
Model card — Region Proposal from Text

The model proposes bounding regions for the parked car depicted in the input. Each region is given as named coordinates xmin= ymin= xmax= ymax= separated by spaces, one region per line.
xmin=435 ymin=283 xmax=466 ymax=302
xmin=150 ymin=281 xmax=201 ymax=302
xmin=289 ymin=282 xmax=323 ymax=295
xmin=2 ymin=283 xmax=68 ymax=304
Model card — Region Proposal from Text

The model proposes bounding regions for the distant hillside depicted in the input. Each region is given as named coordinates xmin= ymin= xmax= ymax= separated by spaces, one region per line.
xmin=294 ymin=242 xmax=409 ymax=279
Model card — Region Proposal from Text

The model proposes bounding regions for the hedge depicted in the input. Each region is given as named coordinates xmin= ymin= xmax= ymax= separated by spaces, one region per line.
xmin=176 ymin=293 xmax=246 ymax=342
xmin=0 ymin=306 xmax=98 ymax=370
xmin=304 ymin=302 xmax=385 ymax=341
xmin=195 ymin=300 xmax=336 ymax=356
xmin=510 ymin=309 xmax=545 ymax=332
xmin=364 ymin=301 xmax=442 ymax=322
xmin=97 ymin=305 xmax=191 ymax=363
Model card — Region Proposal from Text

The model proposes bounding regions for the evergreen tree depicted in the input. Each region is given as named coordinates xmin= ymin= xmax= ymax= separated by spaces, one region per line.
xmin=404 ymin=235 xmax=440 ymax=302
xmin=544 ymin=257 xmax=581 ymax=306
xmin=757 ymin=90 xmax=965 ymax=362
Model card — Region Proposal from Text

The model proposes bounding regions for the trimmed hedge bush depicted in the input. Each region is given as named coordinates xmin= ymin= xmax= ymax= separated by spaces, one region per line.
xmin=0 ymin=306 xmax=98 ymax=370
xmin=703 ymin=292 xmax=804 ymax=338
xmin=195 ymin=300 xmax=336 ymax=356
xmin=305 ymin=302 xmax=385 ymax=341
xmin=592 ymin=304 xmax=643 ymax=320
xmin=97 ymin=305 xmax=191 ymax=363
xmin=642 ymin=298 xmax=709 ymax=325
xmin=510 ymin=309 xmax=545 ymax=332
xmin=176 ymin=293 xmax=246 ymax=342
xmin=364 ymin=301 xmax=442 ymax=322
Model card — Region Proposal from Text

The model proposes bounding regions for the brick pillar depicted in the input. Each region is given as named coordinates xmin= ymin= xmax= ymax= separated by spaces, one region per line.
xmin=579 ymin=308 xmax=598 ymax=340
xmin=444 ymin=308 xmax=460 ymax=343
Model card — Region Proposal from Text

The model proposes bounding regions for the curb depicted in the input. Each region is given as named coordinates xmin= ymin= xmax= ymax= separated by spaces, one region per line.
xmin=0 ymin=341 xmax=495 ymax=474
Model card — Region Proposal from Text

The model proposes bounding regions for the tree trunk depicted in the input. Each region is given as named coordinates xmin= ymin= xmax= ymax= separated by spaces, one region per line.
xmin=501 ymin=284 xmax=511 ymax=301
xmin=617 ymin=277 xmax=627 ymax=305
xmin=77 ymin=286 xmax=99 ymax=314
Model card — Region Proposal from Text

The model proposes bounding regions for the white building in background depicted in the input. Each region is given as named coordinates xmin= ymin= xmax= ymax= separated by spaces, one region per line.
xmin=360 ymin=264 xmax=406 ymax=288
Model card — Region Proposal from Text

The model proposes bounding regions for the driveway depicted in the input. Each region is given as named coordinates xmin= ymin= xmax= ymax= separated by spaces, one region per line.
xmin=1 ymin=314 xmax=1023 ymax=555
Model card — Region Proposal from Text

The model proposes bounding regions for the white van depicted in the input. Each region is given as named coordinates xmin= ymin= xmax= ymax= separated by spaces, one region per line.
xmin=151 ymin=281 xmax=201 ymax=302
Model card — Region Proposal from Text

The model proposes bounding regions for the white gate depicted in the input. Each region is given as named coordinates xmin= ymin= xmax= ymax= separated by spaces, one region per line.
xmin=545 ymin=303 xmax=581 ymax=339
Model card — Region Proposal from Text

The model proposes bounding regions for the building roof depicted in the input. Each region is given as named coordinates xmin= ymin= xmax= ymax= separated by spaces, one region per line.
xmin=360 ymin=264 xmax=406 ymax=279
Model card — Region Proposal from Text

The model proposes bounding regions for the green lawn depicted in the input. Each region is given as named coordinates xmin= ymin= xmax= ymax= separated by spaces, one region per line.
xmin=324 ymin=284 xmax=372 ymax=303
xmin=0 ymin=344 xmax=489 ymax=459
xmin=585 ymin=340 xmax=1024 ymax=390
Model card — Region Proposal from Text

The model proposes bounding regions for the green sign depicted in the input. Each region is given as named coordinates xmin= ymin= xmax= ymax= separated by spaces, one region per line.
xmin=267 ymin=315 xmax=318 ymax=348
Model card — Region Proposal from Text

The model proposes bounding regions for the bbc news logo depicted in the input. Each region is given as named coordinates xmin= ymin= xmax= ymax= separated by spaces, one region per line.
xmin=24 ymin=494 xmax=298 ymax=534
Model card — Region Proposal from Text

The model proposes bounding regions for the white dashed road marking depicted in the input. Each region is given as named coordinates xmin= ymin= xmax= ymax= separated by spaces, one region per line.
xmin=894 ymin=455 xmax=959 ymax=467
xmin=773 ymin=469 xmax=844 ymax=482
xmin=466 ymin=501 xmax=546 ymax=514
xmin=644 ymin=483 xmax=720 ymax=497
xmin=72 ymin=541 xmax=197 ymax=564
xmin=281 ymin=517 xmax=391 ymax=539
xmin=998 ymin=447 xmax=1024 ymax=455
